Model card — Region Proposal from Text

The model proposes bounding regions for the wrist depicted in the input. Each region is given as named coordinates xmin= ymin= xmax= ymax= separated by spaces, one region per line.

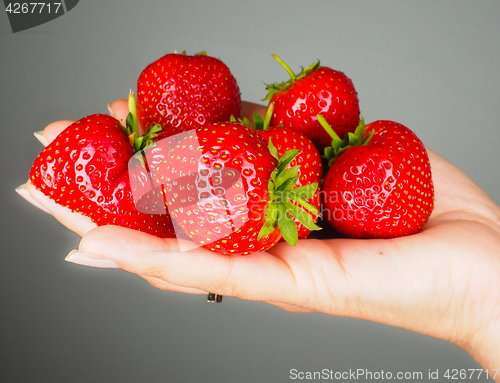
xmin=463 ymin=315 xmax=500 ymax=381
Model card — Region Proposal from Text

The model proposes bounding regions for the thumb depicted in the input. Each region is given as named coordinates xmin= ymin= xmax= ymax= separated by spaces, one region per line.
xmin=32 ymin=99 xmax=131 ymax=147
xmin=34 ymin=120 xmax=73 ymax=146
xmin=108 ymin=99 xmax=133 ymax=130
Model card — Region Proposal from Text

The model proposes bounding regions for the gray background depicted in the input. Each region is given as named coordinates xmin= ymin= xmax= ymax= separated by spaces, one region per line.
xmin=1 ymin=1 xmax=499 ymax=382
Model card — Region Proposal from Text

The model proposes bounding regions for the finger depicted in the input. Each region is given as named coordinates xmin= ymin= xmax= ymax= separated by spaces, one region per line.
xmin=108 ymin=98 xmax=129 ymax=124
xmin=70 ymin=225 xmax=300 ymax=303
xmin=240 ymin=101 xmax=267 ymax=122
xmin=64 ymin=249 xmax=207 ymax=296
xmin=24 ymin=180 xmax=96 ymax=236
xmin=16 ymin=183 xmax=51 ymax=214
xmin=33 ymin=99 xmax=130 ymax=148
xmin=34 ymin=120 xmax=73 ymax=146
xmin=69 ymin=222 xmax=440 ymax=325
xmin=139 ymin=275 xmax=207 ymax=296
xmin=268 ymin=301 xmax=316 ymax=314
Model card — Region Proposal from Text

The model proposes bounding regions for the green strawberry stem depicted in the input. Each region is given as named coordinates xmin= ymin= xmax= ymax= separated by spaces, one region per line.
xmin=178 ymin=50 xmax=207 ymax=56
xmin=123 ymin=91 xmax=162 ymax=153
xmin=263 ymin=55 xmax=320 ymax=101
xmin=317 ymin=114 xmax=342 ymax=142
xmin=318 ymin=114 xmax=375 ymax=167
xmin=271 ymin=54 xmax=296 ymax=81
xmin=258 ymin=138 xmax=321 ymax=247
xmin=262 ymin=102 xmax=274 ymax=129
xmin=127 ymin=91 xmax=140 ymax=140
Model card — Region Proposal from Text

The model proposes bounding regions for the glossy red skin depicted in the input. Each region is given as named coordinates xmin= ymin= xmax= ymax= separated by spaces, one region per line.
xmin=157 ymin=122 xmax=280 ymax=255
xmin=30 ymin=114 xmax=176 ymax=238
xmin=269 ymin=67 xmax=360 ymax=149
xmin=322 ymin=120 xmax=434 ymax=238
xmin=258 ymin=126 xmax=322 ymax=239
xmin=137 ymin=53 xmax=241 ymax=137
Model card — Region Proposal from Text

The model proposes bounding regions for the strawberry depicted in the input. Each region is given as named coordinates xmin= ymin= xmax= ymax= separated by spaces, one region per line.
xmin=149 ymin=121 xmax=321 ymax=255
xmin=136 ymin=51 xmax=241 ymax=137
xmin=320 ymin=116 xmax=434 ymax=238
xmin=237 ymin=103 xmax=323 ymax=239
xmin=263 ymin=54 xmax=360 ymax=149
xmin=29 ymin=93 xmax=176 ymax=238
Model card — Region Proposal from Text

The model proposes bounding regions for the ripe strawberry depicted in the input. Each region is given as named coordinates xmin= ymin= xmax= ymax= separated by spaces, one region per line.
xmin=151 ymin=121 xmax=321 ymax=255
xmin=263 ymin=54 xmax=360 ymax=149
xmin=136 ymin=51 xmax=241 ymax=137
xmin=29 ymin=93 xmax=176 ymax=238
xmin=237 ymin=103 xmax=323 ymax=239
xmin=320 ymin=116 xmax=434 ymax=238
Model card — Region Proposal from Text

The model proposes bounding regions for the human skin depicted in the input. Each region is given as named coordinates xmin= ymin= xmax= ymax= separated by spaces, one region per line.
xmin=18 ymin=100 xmax=500 ymax=380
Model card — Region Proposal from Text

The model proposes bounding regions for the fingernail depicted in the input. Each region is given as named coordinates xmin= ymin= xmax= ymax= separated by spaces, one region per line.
xmin=107 ymin=103 xmax=115 ymax=117
xmin=16 ymin=183 xmax=51 ymax=214
xmin=65 ymin=250 xmax=119 ymax=269
xmin=34 ymin=131 xmax=49 ymax=147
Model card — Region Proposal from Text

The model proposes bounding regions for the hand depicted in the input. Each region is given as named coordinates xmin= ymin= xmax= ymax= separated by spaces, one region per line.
xmin=18 ymin=101 xmax=500 ymax=379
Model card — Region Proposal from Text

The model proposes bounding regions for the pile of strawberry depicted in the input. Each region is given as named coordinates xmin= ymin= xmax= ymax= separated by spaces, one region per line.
xmin=29 ymin=51 xmax=434 ymax=256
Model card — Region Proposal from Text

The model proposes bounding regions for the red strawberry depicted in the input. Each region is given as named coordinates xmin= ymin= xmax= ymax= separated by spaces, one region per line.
xmin=263 ymin=54 xmax=360 ymax=149
xmin=239 ymin=103 xmax=323 ymax=239
xmin=148 ymin=121 xmax=321 ymax=255
xmin=29 ymin=94 xmax=176 ymax=238
xmin=137 ymin=51 xmax=241 ymax=137
xmin=320 ymin=116 xmax=434 ymax=238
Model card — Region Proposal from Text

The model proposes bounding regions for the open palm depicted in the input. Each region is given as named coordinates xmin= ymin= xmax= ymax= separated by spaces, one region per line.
xmin=18 ymin=101 xmax=500 ymax=377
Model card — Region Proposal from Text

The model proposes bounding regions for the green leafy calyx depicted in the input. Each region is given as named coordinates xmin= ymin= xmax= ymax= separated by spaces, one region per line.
xmin=263 ymin=54 xmax=320 ymax=101
xmin=319 ymin=115 xmax=375 ymax=167
xmin=257 ymin=138 xmax=321 ymax=247
xmin=176 ymin=50 xmax=207 ymax=56
xmin=122 ymin=91 xmax=162 ymax=153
